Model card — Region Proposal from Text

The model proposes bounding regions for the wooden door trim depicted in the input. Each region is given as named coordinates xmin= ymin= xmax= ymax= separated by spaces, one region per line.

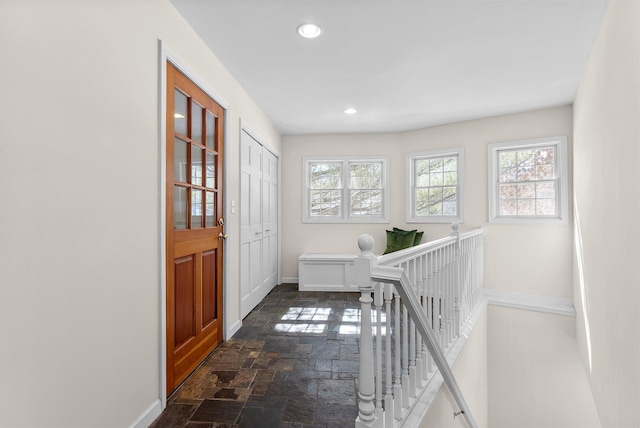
xmin=158 ymin=41 xmax=231 ymax=409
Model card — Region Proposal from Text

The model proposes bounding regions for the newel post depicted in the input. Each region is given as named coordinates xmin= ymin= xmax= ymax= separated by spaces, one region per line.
xmin=355 ymin=234 xmax=380 ymax=428
xmin=450 ymin=223 xmax=462 ymax=337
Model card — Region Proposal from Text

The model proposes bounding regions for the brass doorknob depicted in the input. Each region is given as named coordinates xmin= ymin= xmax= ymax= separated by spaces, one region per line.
xmin=218 ymin=232 xmax=228 ymax=240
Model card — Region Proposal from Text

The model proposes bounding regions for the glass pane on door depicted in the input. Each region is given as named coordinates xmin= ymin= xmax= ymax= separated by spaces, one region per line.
xmin=174 ymin=90 xmax=188 ymax=136
xmin=174 ymin=186 xmax=188 ymax=230
xmin=192 ymin=189 xmax=203 ymax=229
xmin=175 ymin=138 xmax=188 ymax=182
xmin=192 ymin=102 xmax=203 ymax=144
xmin=206 ymin=191 xmax=215 ymax=227
xmin=192 ymin=146 xmax=202 ymax=186
xmin=206 ymin=111 xmax=216 ymax=149
xmin=206 ymin=153 xmax=216 ymax=188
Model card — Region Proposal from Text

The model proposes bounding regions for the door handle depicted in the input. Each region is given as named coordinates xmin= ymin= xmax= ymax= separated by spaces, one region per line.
xmin=218 ymin=232 xmax=228 ymax=240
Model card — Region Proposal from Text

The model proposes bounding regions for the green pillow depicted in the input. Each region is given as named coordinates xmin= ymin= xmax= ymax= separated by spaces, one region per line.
xmin=384 ymin=229 xmax=417 ymax=254
xmin=393 ymin=227 xmax=423 ymax=246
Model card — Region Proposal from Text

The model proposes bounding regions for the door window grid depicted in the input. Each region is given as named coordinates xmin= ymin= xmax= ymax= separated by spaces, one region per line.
xmin=174 ymin=88 xmax=219 ymax=230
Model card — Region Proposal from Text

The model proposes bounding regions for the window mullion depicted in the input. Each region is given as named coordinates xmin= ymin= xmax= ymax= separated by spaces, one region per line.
xmin=343 ymin=161 xmax=349 ymax=220
xmin=303 ymin=156 xmax=388 ymax=223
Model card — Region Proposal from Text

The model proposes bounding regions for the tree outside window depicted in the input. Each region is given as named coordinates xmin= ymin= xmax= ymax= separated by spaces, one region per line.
xmin=488 ymin=136 xmax=568 ymax=224
xmin=407 ymin=148 xmax=464 ymax=223
xmin=303 ymin=157 xmax=389 ymax=223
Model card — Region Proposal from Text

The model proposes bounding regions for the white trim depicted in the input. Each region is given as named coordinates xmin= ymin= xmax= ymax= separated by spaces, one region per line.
xmin=157 ymin=39 xmax=168 ymax=410
xmin=484 ymin=289 xmax=576 ymax=317
xmin=281 ymin=277 xmax=299 ymax=284
xmin=227 ymin=319 xmax=243 ymax=338
xmin=278 ymin=142 xmax=282 ymax=286
xmin=240 ymin=119 xmax=281 ymax=158
xmin=158 ymin=39 xmax=232 ymax=409
xmin=488 ymin=136 xmax=568 ymax=224
xmin=406 ymin=147 xmax=465 ymax=224
xmin=302 ymin=156 xmax=390 ymax=224
xmin=130 ymin=399 xmax=162 ymax=428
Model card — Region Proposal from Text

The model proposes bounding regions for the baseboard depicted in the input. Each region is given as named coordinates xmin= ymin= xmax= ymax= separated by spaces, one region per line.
xmin=484 ymin=289 xmax=576 ymax=317
xmin=130 ymin=399 xmax=162 ymax=428
xmin=281 ymin=277 xmax=298 ymax=284
xmin=226 ymin=319 xmax=242 ymax=339
xmin=298 ymin=284 xmax=359 ymax=292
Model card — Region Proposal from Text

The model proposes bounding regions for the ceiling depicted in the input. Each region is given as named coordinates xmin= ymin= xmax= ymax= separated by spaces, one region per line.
xmin=170 ymin=0 xmax=608 ymax=135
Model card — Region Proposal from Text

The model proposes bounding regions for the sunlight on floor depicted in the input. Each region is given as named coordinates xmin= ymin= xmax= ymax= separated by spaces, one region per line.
xmin=275 ymin=307 xmax=388 ymax=335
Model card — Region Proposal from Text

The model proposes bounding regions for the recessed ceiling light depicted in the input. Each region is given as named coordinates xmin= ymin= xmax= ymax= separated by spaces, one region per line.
xmin=174 ymin=113 xmax=185 ymax=119
xmin=297 ymin=23 xmax=322 ymax=39
xmin=344 ymin=108 xmax=357 ymax=115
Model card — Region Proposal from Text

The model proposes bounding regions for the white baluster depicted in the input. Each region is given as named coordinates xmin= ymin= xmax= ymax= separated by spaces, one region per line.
xmin=393 ymin=289 xmax=402 ymax=420
xmin=446 ymin=243 xmax=454 ymax=346
xmin=408 ymin=260 xmax=417 ymax=398
xmin=426 ymin=251 xmax=434 ymax=375
xmin=384 ymin=284 xmax=394 ymax=427
xmin=374 ymin=282 xmax=383 ymax=422
xmin=356 ymin=285 xmax=376 ymax=427
xmin=355 ymin=234 xmax=379 ymax=428
xmin=442 ymin=245 xmax=450 ymax=349
xmin=436 ymin=247 xmax=444 ymax=349
xmin=409 ymin=317 xmax=416 ymax=398
xmin=451 ymin=223 xmax=462 ymax=337
xmin=415 ymin=255 xmax=424 ymax=385
xmin=402 ymin=300 xmax=409 ymax=408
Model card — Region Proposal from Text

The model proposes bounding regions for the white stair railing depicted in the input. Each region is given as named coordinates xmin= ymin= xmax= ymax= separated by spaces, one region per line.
xmin=354 ymin=224 xmax=485 ymax=428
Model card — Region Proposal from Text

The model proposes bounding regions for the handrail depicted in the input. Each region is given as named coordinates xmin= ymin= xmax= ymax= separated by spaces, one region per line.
xmin=371 ymin=265 xmax=478 ymax=428
xmin=354 ymin=224 xmax=486 ymax=427
xmin=376 ymin=235 xmax=457 ymax=266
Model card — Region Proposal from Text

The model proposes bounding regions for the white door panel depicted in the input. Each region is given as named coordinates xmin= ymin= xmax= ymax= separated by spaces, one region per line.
xmin=240 ymin=129 xmax=279 ymax=318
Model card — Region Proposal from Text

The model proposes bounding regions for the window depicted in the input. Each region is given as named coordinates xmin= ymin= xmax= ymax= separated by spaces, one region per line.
xmin=488 ymin=136 xmax=568 ymax=224
xmin=303 ymin=157 xmax=389 ymax=223
xmin=406 ymin=148 xmax=464 ymax=223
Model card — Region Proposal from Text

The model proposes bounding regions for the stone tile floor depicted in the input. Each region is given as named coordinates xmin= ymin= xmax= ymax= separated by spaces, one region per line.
xmin=150 ymin=283 xmax=362 ymax=428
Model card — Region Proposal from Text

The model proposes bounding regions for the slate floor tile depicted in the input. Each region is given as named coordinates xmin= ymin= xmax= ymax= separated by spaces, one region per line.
xmin=149 ymin=403 xmax=198 ymax=428
xmin=190 ymin=400 xmax=243 ymax=424
xmin=152 ymin=283 xmax=362 ymax=427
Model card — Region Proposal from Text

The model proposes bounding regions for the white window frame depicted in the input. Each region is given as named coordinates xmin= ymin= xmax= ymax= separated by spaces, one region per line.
xmin=302 ymin=156 xmax=389 ymax=223
xmin=406 ymin=148 xmax=465 ymax=224
xmin=488 ymin=136 xmax=568 ymax=224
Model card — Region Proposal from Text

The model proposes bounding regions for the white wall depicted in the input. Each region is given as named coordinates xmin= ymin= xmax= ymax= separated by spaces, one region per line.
xmin=422 ymin=309 xmax=489 ymax=428
xmin=488 ymin=306 xmax=600 ymax=427
xmin=573 ymin=0 xmax=640 ymax=426
xmin=282 ymin=106 xmax=574 ymax=298
xmin=0 ymin=1 xmax=280 ymax=426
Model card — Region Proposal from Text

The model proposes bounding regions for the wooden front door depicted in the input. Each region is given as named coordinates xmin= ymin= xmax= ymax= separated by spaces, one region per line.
xmin=166 ymin=62 xmax=225 ymax=394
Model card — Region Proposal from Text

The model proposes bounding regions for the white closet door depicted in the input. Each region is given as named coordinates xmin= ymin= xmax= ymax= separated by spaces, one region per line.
xmin=240 ymin=130 xmax=264 ymax=318
xmin=262 ymin=149 xmax=278 ymax=296
xmin=240 ymin=129 xmax=279 ymax=319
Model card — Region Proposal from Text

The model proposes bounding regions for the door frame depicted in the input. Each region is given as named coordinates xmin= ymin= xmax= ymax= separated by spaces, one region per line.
xmin=238 ymin=120 xmax=282 ymax=316
xmin=158 ymin=40 xmax=231 ymax=409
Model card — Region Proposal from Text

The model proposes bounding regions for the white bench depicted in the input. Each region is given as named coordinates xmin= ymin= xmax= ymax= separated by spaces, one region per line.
xmin=298 ymin=253 xmax=359 ymax=292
